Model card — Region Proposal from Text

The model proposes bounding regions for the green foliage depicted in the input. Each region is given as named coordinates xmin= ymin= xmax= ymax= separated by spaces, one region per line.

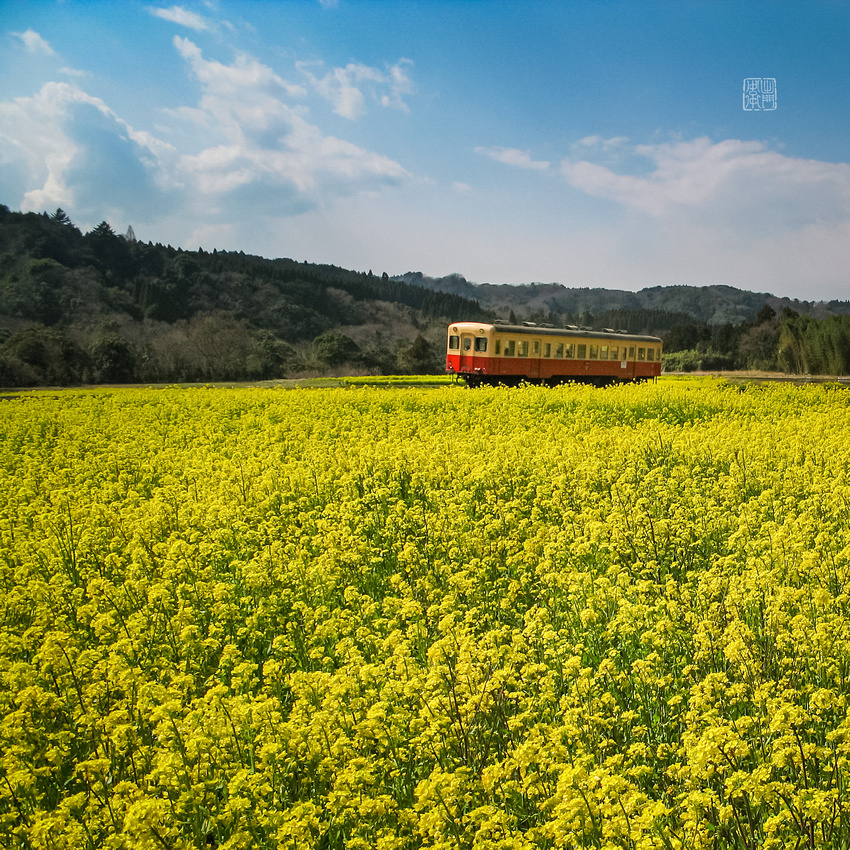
xmin=0 ymin=326 xmax=88 ymax=385
xmin=312 ymin=330 xmax=361 ymax=367
xmin=0 ymin=205 xmax=486 ymax=385
xmin=396 ymin=333 xmax=439 ymax=374
xmin=779 ymin=312 xmax=850 ymax=375
xmin=249 ymin=329 xmax=296 ymax=379
xmin=662 ymin=349 xmax=702 ymax=372
xmin=89 ymin=334 xmax=136 ymax=383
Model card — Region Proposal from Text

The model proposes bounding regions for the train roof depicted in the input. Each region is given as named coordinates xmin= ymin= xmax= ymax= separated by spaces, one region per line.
xmin=450 ymin=321 xmax=662 ymax=344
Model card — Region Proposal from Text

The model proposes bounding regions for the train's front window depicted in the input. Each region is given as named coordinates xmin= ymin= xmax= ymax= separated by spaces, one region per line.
xmin=449 ymin=335 xmax=460 ymax=350
xmin=475 ymin=337 xmax=488 ymax=352
xmin=463 ymin=338 xmax=472 ymax=351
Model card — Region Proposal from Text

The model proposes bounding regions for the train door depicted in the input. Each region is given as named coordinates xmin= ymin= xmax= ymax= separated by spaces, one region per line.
xmin=459 ymin=332 xmax=475 ymax=371
xmin=624 ymin=344 xmax=636 ymax=380
xmin=529 ymin=338 xmax=542 ymax=379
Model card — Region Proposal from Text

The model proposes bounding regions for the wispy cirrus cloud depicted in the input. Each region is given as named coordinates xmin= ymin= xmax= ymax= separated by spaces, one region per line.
xmin=474 ymin=146 xmax=549 ymax=171
xmin=147 ymin=5 xmax=215 ymax=33
xmin=60 ymin=67 xmax=91 ymax=78
xmin=11 ymin=29 xmax=55 ymax=55
xmin=574 ymin=134 xmax=630 ymax=151
xmin=298 ymin=59 xmax=413 ymax=119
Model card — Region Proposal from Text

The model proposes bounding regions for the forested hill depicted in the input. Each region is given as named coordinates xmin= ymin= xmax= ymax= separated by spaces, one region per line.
xmin=2 ymin=204 xmax=849 ymax=385
xmin=0 ymin=205 xmax=486 ymax=386
xmin=393 ymin=271 xmax=850 ymax=375
xmin=394 ymin=272 xmax=850 ymax=326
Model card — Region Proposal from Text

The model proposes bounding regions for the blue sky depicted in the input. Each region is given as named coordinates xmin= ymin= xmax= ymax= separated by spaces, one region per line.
xmin=2 ymin=1 xmax=850 ymax=301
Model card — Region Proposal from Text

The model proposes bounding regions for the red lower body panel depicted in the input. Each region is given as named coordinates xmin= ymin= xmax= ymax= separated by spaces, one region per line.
xmin=446 ymin=354 xmax=660 ymax=383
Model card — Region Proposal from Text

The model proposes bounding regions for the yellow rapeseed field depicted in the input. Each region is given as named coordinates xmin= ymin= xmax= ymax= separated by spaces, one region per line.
xmin=1 ymin=380 xmax=849 ymax=849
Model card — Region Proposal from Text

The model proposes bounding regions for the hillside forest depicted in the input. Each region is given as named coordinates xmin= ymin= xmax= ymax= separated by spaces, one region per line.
xmin=0 ymin=205 xmax=849 ymax=386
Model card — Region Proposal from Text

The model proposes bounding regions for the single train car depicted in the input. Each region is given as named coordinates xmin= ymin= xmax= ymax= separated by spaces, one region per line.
xmin=446 ymin=321 xmax=662 ymax=386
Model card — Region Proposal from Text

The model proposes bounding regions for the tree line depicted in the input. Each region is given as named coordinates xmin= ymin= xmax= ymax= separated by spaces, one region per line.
xmin=504 ymin=302 xmax=850 ymax=376
xmin=660 ymin=305 xmax=850 ymax=375
xmin=1 ymin=204 xmax=847 ymax=385
xmin=0 ymin=206 xmax=485 ymax=386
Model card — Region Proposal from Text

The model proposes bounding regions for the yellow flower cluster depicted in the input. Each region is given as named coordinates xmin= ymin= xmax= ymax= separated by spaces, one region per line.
xmin=1 ymin=379 xmax=849 ymax=848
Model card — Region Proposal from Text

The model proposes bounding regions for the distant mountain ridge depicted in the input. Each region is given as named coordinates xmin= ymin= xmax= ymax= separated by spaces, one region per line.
xmin=393 ymin=272 xmax=850 ymax=326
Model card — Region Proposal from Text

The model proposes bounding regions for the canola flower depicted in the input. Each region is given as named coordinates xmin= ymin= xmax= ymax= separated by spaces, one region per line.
xmin=0 ymin=379 xmax=849 ymax=849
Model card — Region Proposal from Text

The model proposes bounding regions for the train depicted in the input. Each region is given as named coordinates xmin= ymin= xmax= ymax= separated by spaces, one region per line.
xmin=446 ymin=320 xmax=662 ymax=386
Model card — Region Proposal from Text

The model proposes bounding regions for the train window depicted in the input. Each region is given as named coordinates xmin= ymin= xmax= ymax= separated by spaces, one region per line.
xmin=638 ymin=347 xmax=646 ymax=361
xmin=543 ymin=342 xmax=551 ymax=357
xmin=600 ymin=345 xmax=608 ymax=360
xmin=449 ymin=335 xmax=460 ymax=350
xmin=555 ymin=343 xmax=564 ymax=358
xmin=533 ymin=341 xmax=540 ymax=355
xmin=518 ymin=340 xmax=529 ymax=357
xmin=628 ymin=346 xmax=635 ymax=359
xmin=495 ymin=339 xmax=501 ymax=355
xmin=646 ymin=347 xmax=654 ymax=362
xmin=610 ymin=346 xmax=619 ymax=360
xmin=565 ymin=343 xmax=575 ymax=359
xmin=577 ymin=344 xmax=586 ymax=359
xmin=463 ymin=338 xmax=473 ymax=351
xmin=589 ymin=345 xmax=598 ymax=360
xmin=504 ymin=340 xmax=515 ymax=356
xmin=475 ymin=337 xmax=488 ymax=352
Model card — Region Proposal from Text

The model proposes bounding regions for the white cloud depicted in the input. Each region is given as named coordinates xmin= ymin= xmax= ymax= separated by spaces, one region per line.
xmin=147 ymin=5 xmax=214 ymax=32
xmin=60 ymin=67 xmax=90 ymax=78
xmin=298 ymin=58 xmax=413 ymax=119
xmin=175 ymin=36 xmax=307 ymax=139
xmin=474 ymin=146 xmax=549 ymax=171
xmin=0 ymin=28 xmax=411 ymax=232
xmin=576 ymin=135 xmax=629 ymax=150
xmin=561 ymin=137 xmax=850 ymax=230
xmin=381 ymin=60 xmax=413 ymax=112
xmin=0 ymin=82 xmax=176 ymax=219
xmin=11 ymin=29 xmax=55 ymax=55
xmin=171 ymin=39 xmax=410 ymax=213
xmin=546 ymin=136 xmax=850 ymax=300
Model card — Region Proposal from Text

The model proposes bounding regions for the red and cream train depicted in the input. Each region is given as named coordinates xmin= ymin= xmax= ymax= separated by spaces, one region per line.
xmin=446 ymin=321 xmax=662 ymax=386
